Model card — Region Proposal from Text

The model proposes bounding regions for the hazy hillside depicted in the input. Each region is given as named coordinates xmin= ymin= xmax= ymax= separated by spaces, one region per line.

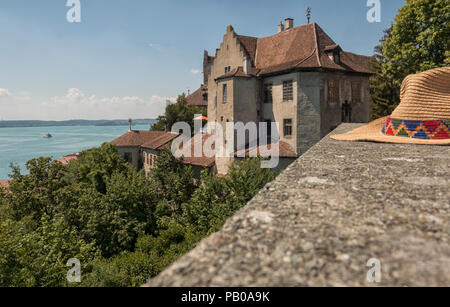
xmin=0 ymin=119 xmax=157 ymax=128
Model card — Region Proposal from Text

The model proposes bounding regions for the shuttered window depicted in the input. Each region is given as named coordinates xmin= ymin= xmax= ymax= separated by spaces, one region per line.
xmin=328 ymin=80 xmax=340 ymax=102
xmin=283 ymin=80 xmax=293 ymax=101
xmin=351 ymin=82 xmax=361 ymax=102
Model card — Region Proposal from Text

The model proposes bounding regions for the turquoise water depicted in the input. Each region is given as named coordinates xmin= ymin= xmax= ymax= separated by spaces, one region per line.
xmin=0 ymin=125 xmax=150 ymax=179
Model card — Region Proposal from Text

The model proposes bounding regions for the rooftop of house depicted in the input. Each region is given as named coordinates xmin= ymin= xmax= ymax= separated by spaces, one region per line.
xmin=0 ymin=180 xmax=10 ymax=189
xmin=186 ymin=85 xmax=208 ymax=107
xmin=146 ymin=123 xmax=450 ymax=287
xmin=110 ymin=130 xmax=179 ymax=149
xmin=59 ymin=153 xmax=79 ymax=165
xmin=215 ymin=22 xmax=372 ymax=80
xmin=174 ymin=133 xmax=217 ymax=168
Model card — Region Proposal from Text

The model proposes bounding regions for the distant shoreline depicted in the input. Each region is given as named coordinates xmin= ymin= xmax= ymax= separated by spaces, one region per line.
xmin=0 ymin=119 xmax=157 ymax=128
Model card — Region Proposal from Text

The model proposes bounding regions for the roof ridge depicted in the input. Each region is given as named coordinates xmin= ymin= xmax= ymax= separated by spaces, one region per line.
xmin=312 ymin=22 xmax=322 ymax=68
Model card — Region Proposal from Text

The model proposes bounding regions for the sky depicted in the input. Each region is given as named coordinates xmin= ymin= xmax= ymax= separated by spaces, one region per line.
xmin=0 ymin=0 xmax=405 ymax=120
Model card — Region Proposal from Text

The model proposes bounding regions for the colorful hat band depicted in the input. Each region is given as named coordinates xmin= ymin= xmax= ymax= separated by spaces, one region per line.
xmin=382 ymin=117 xmax=450 ymax=140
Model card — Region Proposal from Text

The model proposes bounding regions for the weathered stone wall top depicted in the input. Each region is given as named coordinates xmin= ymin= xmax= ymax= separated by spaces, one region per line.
xmin=147 ymin=124 xmax=450 ymax=287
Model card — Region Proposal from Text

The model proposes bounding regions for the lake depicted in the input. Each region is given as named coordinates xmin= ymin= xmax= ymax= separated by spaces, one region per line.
xmin=0 ymin=124 xmax=150 ymax=179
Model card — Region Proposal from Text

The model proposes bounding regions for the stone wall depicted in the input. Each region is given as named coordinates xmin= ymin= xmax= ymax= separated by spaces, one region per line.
xmin=297 ymin=72 xmax=322 ymax=155
xmin=262 ymin=72 xmax=299 ymax=153
xmin=147 ymin=124 xmax=450 ymax=287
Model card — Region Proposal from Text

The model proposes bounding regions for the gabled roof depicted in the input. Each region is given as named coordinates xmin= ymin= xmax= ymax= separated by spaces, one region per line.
xmin=186 ymin=85 xmax=208 ymax=107
xmin=174 ymin=134 xmax=216 ymax=167
xmin=59 ymin=153 xmax=79 ymax=165
xmin=231 ymin=22 xmax=371 ymax=77
xmin=142 ymin=132 xmax=180 ymax=150
xmin=110 ymin=130 xmax=178 ymax=149
xmin=215 ymin=66 xmax=259 ymax=81
xmin=236 ymin=35 xmax=258 ymax=66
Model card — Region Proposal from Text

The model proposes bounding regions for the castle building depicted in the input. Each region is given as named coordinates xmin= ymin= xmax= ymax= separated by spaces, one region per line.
xmin=195 ymin=19 xmax=372 ymax=174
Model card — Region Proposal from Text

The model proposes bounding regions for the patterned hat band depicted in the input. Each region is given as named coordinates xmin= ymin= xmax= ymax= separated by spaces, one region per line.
xmin=382 ymin=117 xmax=450 ymax=140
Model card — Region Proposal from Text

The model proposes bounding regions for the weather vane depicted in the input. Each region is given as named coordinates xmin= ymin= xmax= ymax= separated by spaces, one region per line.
xmin=307 ymin=7 xmax=311 ymax=24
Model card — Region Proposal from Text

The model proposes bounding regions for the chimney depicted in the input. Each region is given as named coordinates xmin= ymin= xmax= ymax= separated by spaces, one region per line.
xmin=278 ymin=22 xmax=285 ymax=33
xmin=285 ymin=18 xmax=294 ymax=30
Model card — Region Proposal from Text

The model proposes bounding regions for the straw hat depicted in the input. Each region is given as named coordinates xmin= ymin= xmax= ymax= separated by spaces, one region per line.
xmin=331 ymin=67 xmax=450 ymax=145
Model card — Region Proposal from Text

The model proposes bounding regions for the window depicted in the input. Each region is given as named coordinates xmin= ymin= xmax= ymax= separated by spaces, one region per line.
xmin=202 ymin=93 xmax=208 ymax=102
xmin=224 ymin=66 xmax=231 ymax=73
xmin=283 ymin=119 xmax=293 ymax=137
xmin=351 ymin=82 xmax=361 ymax=102
xmin=334 ymin=52 xmax=340 ymax=64
xmin=328 ymin=80 xmax=340 ymax=102
xmin=123 ymin=152 xmax=132 ymax=164
xmin=283 ymin=80 xmax=293 ymax=101
xmin=222 ymin=84 xmax=228 ymax=103
xmin=221 ymin=116 xmax=224 ymax=122
xmin=264 ymin=84 xmax=273 ymax=103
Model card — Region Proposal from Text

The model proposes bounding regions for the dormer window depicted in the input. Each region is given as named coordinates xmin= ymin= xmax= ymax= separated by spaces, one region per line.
xmin=326 ymin=51 xmax=340 ymax=64
xmin=325 ymin=44 xmax=341 ymax=64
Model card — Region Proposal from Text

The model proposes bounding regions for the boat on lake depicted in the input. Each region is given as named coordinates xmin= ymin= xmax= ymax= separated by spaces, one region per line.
xmin=43 ymin=133 xmax=53 ymax=138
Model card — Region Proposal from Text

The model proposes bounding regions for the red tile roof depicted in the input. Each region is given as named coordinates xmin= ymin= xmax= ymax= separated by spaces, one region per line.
xmin=0 ymin=180 xmax=10 ymax=189
xmin=110 ymin=130 xmax=178 ymax=149
xmin=234 ymin=140 xmax=298 ymax=158
xmin=236 ymin=35 xmax=258 ymax=66
xmin=186 ymin=85 xmax=208 ymax=107
xmin=142 ymin=132 xmax=180 ymax=150
xmin=216 ymin=66 xmax=258 ymax=80
xmin=59 ymin=153 xmax=79 ymax=165
xmin=174 ymin=134 xmax=216 ymax=167
xmin=231 ymin=22 xmax=371 ymax=77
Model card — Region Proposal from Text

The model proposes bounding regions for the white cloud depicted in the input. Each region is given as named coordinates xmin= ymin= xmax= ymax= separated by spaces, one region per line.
xmin=148 ymin=43 xmax=163 ymax=52
xmin=0 ymin=88 xmax=172 ymax=120
xmin=190 ymin=69 xmax=202 ymax=75
xmin=0 ymin=88 xmax=12 ymax=97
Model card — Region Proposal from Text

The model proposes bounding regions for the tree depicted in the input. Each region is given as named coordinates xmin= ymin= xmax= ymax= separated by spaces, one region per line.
xmin=64 ymin=144 xmax=128 ymax=194
xmin=150 ymin=149 xmax=196 ymax=215
xmin=0 ymin=216 xmax=98 ymax=287
xmin=369 ymin=27 xmax=401 ymax=119
xmin=381 ymin=0 xmax=449 ymax=86
xmin=6 ymin=157 xmax=67 ymax=222
xmin=151 ymin=93 xmax=206 ymax=134
xmin=370 ymin=0 xmax=449 ymax=118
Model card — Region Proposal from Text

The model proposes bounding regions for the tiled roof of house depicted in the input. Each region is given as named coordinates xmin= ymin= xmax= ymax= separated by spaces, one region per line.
xmin=232 ymin=22 xmax=371 ymax=77
xmin=186 ymin=85 xmax=208 ymax=107
xmin=234 ymin=140 xmax=298 ymax=158
xmin=174 ymin=134 xmax=216 ymax=167
xmin=142 ymin=132 xmax=180 ymax=150
xmin=216 ymin=66 xmax=259 ymax=80
xmin=236 ymin=35 xmax=258 ymax=66
xmin=110 ymin=130 xmax=178 ymax=149
xmin=59 ymin=153 xmax=79 ymax=165
xmin=0 ymin=180 xmax=10 ymax=189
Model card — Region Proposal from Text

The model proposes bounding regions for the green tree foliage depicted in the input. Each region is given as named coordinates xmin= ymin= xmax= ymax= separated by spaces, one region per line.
xmin=0 ymin=142 xmax=275 ymax=287
xmin=0 ymin=216 xmax=98 ymax=287
xmin=7 ymin=157 xmax=66 ymax=221
xmin=382 ymin=0 xmax=449 ymax=85
xmin=151 ymin=93 xmax=206 ymax=134
xmin=370 ymin=0 xmax=449 ymax=118
xmin=369 ymin=27 xmax=401 ymax=119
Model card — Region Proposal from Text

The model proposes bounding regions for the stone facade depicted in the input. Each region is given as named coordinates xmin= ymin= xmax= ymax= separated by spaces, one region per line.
xmin=202 ymin=20 xmax=371 ymax=173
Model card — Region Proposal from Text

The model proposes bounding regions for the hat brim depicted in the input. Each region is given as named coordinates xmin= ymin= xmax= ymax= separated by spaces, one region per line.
xmin=331 ymin=117 xmax=450 ymax=145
